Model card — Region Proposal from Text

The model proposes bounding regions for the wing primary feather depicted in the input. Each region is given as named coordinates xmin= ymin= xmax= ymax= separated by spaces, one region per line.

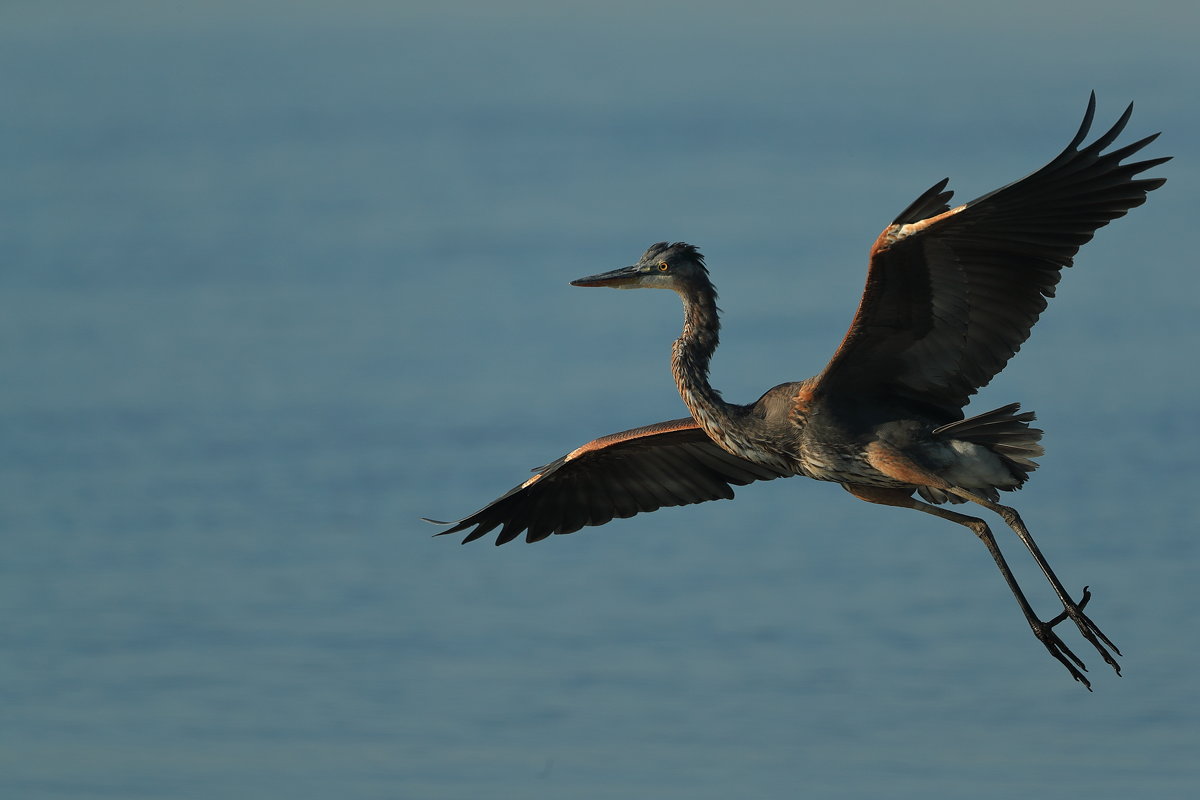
xmin=1081 ymin=100 xmax=1134 ymax=155
xmin=1062 ymin=90 xmax=1098 ymax=153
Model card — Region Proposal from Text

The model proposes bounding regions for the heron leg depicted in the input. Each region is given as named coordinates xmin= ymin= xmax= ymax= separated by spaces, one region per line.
xmin=947 ymin=488 xmax=1121 ymax=676
xmin=843 ymin=484 xmax=1099 ymax=690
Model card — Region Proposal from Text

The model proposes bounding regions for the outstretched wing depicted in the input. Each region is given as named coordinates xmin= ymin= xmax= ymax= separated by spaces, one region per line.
xmin=426 ymin=418 xmax=787 ymax=545
xmin=813 ymin=93 xmax=1169 ymax=415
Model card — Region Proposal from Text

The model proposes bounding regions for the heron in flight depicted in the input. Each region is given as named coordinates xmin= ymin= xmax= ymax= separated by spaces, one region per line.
xmin=428 ymin=94 xmax=1168 ymax=689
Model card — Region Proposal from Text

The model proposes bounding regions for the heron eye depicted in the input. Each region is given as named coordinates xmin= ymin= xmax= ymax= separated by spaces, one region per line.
xmin=658 ymin=262 xmax=669 ymax=271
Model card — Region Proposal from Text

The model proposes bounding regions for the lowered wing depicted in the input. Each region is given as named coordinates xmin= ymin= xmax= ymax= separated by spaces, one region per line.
xmin=426 ymin=418 xmax=787 ymax=545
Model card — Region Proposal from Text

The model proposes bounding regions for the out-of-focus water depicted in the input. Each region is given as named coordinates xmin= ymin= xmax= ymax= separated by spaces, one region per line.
xmin=3 ymin=2 xmax=1198 ymax=798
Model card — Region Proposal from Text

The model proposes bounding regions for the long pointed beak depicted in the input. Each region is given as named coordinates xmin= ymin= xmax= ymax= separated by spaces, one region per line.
xmin=570 ymin=265 xmax=643 ymax=288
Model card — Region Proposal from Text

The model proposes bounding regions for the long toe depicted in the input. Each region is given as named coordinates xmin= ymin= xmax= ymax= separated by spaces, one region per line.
xmin=1038 ymin=627 xmax=1092 ymax=690
xmin=1057 ymin=587 xmax=1122 ymax=675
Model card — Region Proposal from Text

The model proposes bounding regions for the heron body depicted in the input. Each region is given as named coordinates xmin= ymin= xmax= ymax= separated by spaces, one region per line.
xmin=428 ymin=95 xmax=1168 ymax=689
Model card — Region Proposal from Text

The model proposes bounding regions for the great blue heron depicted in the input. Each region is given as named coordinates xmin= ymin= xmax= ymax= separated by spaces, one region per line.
xmin=427 ymin=94 xmax=1168 ymax=689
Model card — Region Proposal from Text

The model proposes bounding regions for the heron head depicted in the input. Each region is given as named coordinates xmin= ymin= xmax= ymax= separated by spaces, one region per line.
xmin=571 ymin=242 xmax=709 ymax=292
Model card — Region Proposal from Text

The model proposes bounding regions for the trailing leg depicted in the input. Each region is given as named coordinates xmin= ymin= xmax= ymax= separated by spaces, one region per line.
xmin=949 ymin=488 xmax=1121 ymax=676
xmin=844 ymin=484 xmax=1101 ymax=689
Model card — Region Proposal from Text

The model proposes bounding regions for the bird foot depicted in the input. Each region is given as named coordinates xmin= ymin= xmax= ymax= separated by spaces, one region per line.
xmin=1035 ymin=586 xmax=1121 ymax=691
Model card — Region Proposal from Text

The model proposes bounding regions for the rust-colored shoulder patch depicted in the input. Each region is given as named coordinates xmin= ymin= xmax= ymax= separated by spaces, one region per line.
xmin=869 ymin=203 xmax=967 ymax=259
xmin=790 ymin=379 xmax=819 ymax=423
xmin=868 ymin=223 xmax=903 ymax=261
xmin=791 ymin=380 xmax=818 ymax=411
xmin=563 ymin=418 xmax=701 ymax=463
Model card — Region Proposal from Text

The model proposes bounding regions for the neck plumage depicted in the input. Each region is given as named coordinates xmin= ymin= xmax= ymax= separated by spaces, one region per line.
xmin=671 ymin=283 xmax=738 ymax=443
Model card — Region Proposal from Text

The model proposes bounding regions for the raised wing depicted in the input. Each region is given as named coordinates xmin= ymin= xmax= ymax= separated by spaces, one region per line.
xmin=813 ymin=93 xmax=1169 ymax=415
xmin=426 ymin=418 xmax=787 ymax=545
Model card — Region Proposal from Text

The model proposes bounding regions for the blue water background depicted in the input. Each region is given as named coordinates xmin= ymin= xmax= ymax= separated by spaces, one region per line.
xmin=2 ymin=2 xmax=1198 ymax=797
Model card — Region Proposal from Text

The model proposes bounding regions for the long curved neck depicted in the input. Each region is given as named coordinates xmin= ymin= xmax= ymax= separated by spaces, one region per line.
xmin=671 ymin=282 xmax=739 ymax=441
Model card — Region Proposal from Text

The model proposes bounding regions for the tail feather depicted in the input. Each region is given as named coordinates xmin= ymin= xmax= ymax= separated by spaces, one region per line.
xmin=918 ymin=403 xmax=1044 ymax=504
